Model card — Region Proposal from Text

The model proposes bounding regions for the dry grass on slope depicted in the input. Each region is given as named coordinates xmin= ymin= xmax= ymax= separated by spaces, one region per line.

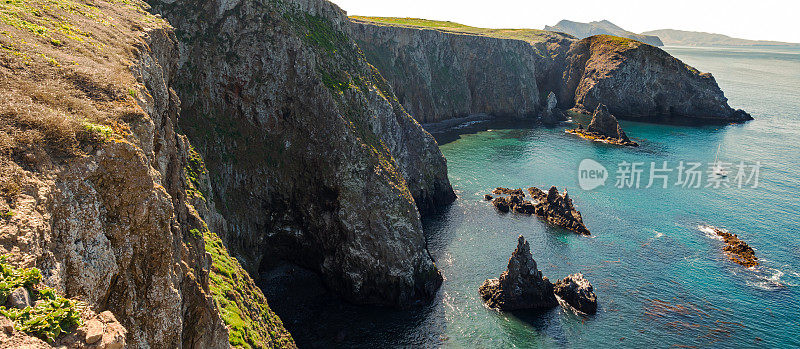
xmin=0 ymin=0 xmax=168 ymax=210
xmin=351 ymin=16 xmax=569 ymax=44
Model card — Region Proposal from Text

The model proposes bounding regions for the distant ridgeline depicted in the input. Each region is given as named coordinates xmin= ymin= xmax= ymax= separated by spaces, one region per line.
xmin=350 ymin=17 xmax=751 ymax=125
xmin=544 ymin=19 xmax=664 ymax=46
xmin=642 ymin=29 xmax=800 ymax=47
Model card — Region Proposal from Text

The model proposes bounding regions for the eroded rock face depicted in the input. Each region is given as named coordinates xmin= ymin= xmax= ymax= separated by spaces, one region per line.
xmin=528 ymin=187 xmax=590 ymax=235
xmin=587 ymin=104 xmax=630 ymax=141
xmin=567 ymin=104 xmax=638 ymax=146
xmin=350 ymin=19 xmax=545 ymax=123
xmin=562 ymin=35 xmax=752 ymax=123
xmin=147 ymin=0 xmax=452 ymax=306
xmin=554 ymin=273 xmax=598 ymax=314
xmin=541 ymin=92 xmax=566 ymax=125
xmin=0 ymin=4 xmax=253 ymax=346
xmin=479 ymin=236 xmax=557 ymax=310
xmin=352 ymin=21 xmax=751 ymax=125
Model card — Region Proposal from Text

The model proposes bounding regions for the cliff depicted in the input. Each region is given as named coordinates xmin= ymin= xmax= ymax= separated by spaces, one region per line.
xmin=350 ymin=17 xmax=562 ymax=123
xmin=545 ymin=19 xmax=664 ymax=47
xmin=561 ymin=35 xmax=751 ymax=122
xmin=0 ymin=0 xmax=294 ymax=347
xmin=350 ymin=18 xmax=751 ymax=124
xmin=146 ymin=0 xmax=454 ymax=309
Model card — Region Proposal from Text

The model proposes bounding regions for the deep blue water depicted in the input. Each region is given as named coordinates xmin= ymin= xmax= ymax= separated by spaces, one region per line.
xmin=268 ymin=45 xmax=800 ymax=348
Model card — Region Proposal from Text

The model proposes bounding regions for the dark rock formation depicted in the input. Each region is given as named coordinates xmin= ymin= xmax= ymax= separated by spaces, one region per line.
xmin=148 ymin=0 xmax=451 ymax=308
xmin=712 ymin=227 xmax=759 ymax=267
xmin=567 ymin=104 xmax=639 ymax=146
xmin=484 ymin=194 xmax=494 ymax=201
xmin=541 ymin=92 xmax=566 ymax=125
xmin=528 ymin=187 xmax=590 ymax=235
xmin=479 ymin=236 xmax=558 ymax=310
xmin=487 ymin=186 xmax=589 ymax=234
xmin=351 ymin=19 xmax=751 ymax=126
xmin=6 ymin=287 xmax=30 ymax=309
xmin=563 ymin=35 xmax=752 ymax=123
xmin=492 ymin=187 xmax=525 ymax=196
xmin=588 ymin=104 xmax=630 ymax=141
xmin=554 ymin=273 xmax=598 ymax=314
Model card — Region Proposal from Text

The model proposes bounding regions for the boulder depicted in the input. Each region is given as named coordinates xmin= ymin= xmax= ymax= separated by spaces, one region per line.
xmin=84 ymin=319 xmax=104 ymax=344
xmin=587 ymin=104 xmax=630 ymax=142
xmin=479 ymin=236 xmax=558 ymax=310
xmin=484 ymin=194 xmax=493 ymax=201
xmin=6 ymin=287 xmax=31 ymax=309
xmin=0 ymin=315 xmax=13 ymax=334
xmin=554 ymin=273 xmax=598 ymax=314
xmin=492 ymin=197 xmax=511 ymax=213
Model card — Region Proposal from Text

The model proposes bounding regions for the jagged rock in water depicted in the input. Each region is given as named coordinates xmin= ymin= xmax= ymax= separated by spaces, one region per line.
xmin=479 ymin=236 xmax=558 ymax=310
xmin=484 ymin=194 xmax=494 ymax=201
xmin=492 ymin=197 xmax=512 ymax=213
xmin=541 ymin=92 xmax=566 ymax=125
xmin=554 ymin=273 xmax=598 ymax=314
xmin=712 ymin=227 xmax=759 ymax=267
xmin=492 ymin=187 xmax=525 ymax=196
xmin=486 ymin=186 xmax=590 ymax=234
xmin=567 ymin=104 xmax=638 ymax=146
xmin=528 ymin=186 xmax=591 ymax=235
xmin=588 ymin=104 xmax=630 ymax=141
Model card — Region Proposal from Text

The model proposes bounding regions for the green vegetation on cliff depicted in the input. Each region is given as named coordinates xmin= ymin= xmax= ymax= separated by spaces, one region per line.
xmin=0 ymin=256 xmax=82 ymax=343
xmin=183 ymin=147 xmax=294 ymax=348
xmin=351 ymin=16 xmax=565 ymax=44
xmin=203 ymin=229 xmax=294 ymax=348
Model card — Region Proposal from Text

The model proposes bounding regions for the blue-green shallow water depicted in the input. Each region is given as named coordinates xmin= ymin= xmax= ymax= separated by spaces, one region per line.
xmin=266 ymin=46 xmax=800 ymax=348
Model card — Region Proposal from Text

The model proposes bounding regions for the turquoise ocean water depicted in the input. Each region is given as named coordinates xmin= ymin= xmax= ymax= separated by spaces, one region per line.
xmin=269 ymin=46 xmax=800 ymax=348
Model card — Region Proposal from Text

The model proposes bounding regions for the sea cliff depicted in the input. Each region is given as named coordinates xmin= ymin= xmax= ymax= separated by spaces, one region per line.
xmin=350 ymin=18 xmax=751 ymax=125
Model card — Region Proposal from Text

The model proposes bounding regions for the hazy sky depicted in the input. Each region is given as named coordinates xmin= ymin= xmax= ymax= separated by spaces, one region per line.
xmin=329 ymin=0 xmax=799 ymax=43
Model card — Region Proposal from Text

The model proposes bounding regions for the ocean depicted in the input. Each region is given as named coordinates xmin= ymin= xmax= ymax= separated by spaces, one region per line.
xmin=266 ymin=45 xmax=800 ymax=348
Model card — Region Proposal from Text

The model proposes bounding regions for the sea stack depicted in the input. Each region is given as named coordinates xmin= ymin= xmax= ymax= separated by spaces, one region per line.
xmin=479 ymin=236 xmax=558 ymax=310
xmin=567 ymin=104 xmax=639 ymax=146
xmin=541 ymin=92 xmax=566 ymax=125
xmin=554 ymin=273 xmax=598 ymax=314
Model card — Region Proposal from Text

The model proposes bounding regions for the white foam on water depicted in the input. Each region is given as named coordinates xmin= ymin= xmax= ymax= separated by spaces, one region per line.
xmin=698 ymin=224 xmax=724 ymax=241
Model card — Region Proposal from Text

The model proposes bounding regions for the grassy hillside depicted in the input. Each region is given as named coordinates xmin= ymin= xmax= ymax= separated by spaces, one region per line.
xmin=350 ymin=16 xmax=568 ymax=44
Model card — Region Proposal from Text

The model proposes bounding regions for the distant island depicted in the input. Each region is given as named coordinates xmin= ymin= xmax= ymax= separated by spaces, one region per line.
xmin=641 ymin=29 xmax=800 ymax=47
xmin=544 ymin=19 xmax=663 ymax=46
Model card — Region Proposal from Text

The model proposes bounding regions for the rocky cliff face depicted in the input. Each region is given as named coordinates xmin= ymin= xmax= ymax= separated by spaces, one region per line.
xmin=350 ymin=18 xmax=549 ymax=123
xmin=351 ymin=20 xmax=751 ymax=125
xmin=0 ymin=0 xmax=291 ymax=347
xmin=146 ymin=0 xmax=453 ymax=307
xmin=561 ymin=35 xmax=752 ymax=122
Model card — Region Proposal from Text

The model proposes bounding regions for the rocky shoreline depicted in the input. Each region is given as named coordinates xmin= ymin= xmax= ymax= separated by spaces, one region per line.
xmin=488 ymin=187 xmax=590 ymax=235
